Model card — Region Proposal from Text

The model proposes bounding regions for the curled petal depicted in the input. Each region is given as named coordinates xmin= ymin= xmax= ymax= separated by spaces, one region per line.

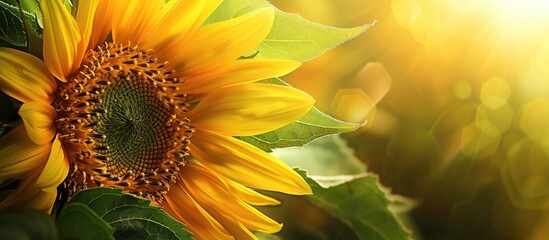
xmin=18 ymin=102 xmax=56 ymax=145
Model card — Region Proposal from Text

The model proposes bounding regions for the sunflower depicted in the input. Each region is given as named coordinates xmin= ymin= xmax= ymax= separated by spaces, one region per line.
xmin=0 ymin=0 xmax=315 ymax=239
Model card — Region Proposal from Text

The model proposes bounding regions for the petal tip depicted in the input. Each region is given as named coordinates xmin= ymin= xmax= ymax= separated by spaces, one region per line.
xmin=293 ymin=179 xmax=313 ymax=195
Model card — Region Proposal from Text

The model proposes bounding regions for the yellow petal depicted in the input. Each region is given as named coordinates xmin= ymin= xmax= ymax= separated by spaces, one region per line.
xmin=163 ymin=186 xmax=233 ymax=240
xmin=207 ymin=212 xmax=256 ymax=240
xmin=0 ymin=176 xmax=57 ymax=213
xmin=41 ymin=0 xmax=82 ymax=82
xmin=184 ymin=59 xmax=301 ymax=94
xmin=190 ymin=83 xmax=314 ymax=136
xmin=191 ymin=130 xmax=312 ymax=195
xmin=226 ymin=180 xmax=281 ymax=206
xmin=0 ymin=125 xmax=51 ymax=180
xmin=36 ymin=135 xmax=68 ymax=190
xmin=111 ymin=0 xmax=163 ymax=45
xmin=145 ymin=0 xmax=222 ymax=53
xmin=0 ymin=48 xmax=56 ymax=103
xmin=23 ymin=189 xmax=58 ymax=213
xmin=88 ymin=0 xmax=116 ymax=49
xmin=75 ymin=0 xmax=99 ymax=55
xmin=169 ymin=8 xmax=274 ymax=75
xmin=18 ymin=102 xmax=56 ymax=145
xmin=180 ymin=163 xmax=283 ymax=234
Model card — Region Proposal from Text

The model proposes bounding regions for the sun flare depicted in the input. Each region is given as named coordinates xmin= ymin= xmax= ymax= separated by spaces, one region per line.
xmin=496 ymin=0 xmax=549 ymax=16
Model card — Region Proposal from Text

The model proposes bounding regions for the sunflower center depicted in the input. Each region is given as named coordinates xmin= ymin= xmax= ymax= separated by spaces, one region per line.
xmin=96 ymin=78 xmax=173 ymax=174
xmin=53 ymin=42 xmax=192 ymax=202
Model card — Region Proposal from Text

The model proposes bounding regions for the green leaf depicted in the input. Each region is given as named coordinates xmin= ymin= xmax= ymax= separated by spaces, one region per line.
xmin=17 ymin=0 xmax=42 ymax=27
xmin=203 ymin=0 xmax=271 ymax=25
xmin=0 ymin=1 xmax=29 ymax=49
xmin=239 ymin=78 xmax=362 ymax=152
xmin=17 ymin=0 xmax=44 ymax=57
xmin=272 ymin=135 xmax=366 ymax=176
xmin=0 ymin=0 xmax=43 ymax=56
xmin=0 ymin=208 xmax=58 ymax=240
xmin=298 ymin=169 xmax=414 ymax=240
xmin=57 ymin=203 xmax=116 ymax=240
xmin=204 ymin=0 xmax=372 ymax=61
xmin=272 ymin=136 xmax=414 ymax=239
xmin=67 ymin=188 xmax=193 ymax=240
xmin=256 ymin=11 xmax=371 ymax=61
xmin=239 ymin=107 xmax=362 ymax=152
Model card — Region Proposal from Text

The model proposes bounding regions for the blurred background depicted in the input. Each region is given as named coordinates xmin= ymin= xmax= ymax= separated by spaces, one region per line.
xmin=267 ymin=0 xmax=549 ymax=239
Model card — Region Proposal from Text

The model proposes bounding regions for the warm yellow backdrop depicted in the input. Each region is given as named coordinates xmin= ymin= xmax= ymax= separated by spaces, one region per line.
xmin=271 ymin=0 xmax=549 ymax=239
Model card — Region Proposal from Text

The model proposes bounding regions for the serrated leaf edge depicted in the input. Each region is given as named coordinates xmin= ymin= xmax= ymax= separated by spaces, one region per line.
xmin=261 ymin=10 xmax=376 ymax=62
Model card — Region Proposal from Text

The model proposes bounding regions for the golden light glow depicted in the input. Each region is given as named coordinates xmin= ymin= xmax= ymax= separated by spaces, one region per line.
xmin=269 ymin=0 xmax=549 ymax=238
xmin=491 ymin=0 xmax=549 ymax=25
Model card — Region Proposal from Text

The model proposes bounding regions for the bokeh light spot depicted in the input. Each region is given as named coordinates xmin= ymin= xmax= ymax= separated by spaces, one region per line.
xmin=475 ymin=103 xmax=514 ymax=133
xmin=520 ymin=97 xmax=549 ymax=142
xmin=502 ymin=139 xmax=549 ymax=209
xmin=480 ymin=77 xmax=511 ymax=110
xmin=391 ymin=0 xmax=421 ymax=27
xmin=354 ymin=62 xmax=392 ymax=105
xmin=454 ymin=81 xmax=472 ymax=100
xmin=460 ymin=121 xmax=501 ymax=158
xmin=331 ymin=89 xmax=374 ymax=123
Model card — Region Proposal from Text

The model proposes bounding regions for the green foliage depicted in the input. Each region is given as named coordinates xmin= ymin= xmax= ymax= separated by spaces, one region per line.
xmin=57 ymin=203 xmax=116 ymax=240
xmin=67 ymin=188 xmax=193 ymax=240
xmin=205 ymin=0 xmax=371 ymax=61
xmin=0 ymin=208 xmax=58 ymax=240
xmin=0 ymin=188 xmax=193 ymax=240
xmin=0 ymin=1 xmax=27 ymax=49
xmin=299 ymin=169 xmax=414 ymax=240
xmin=16 ymin=0 xmax=42 ymax=26
xmin=257 ymin=11 xmax=370 ymax=61
xmin=0 ymin=0 xmax=43 ymax=56
xmin=274 ymin=135 xmax=414 ymax=239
